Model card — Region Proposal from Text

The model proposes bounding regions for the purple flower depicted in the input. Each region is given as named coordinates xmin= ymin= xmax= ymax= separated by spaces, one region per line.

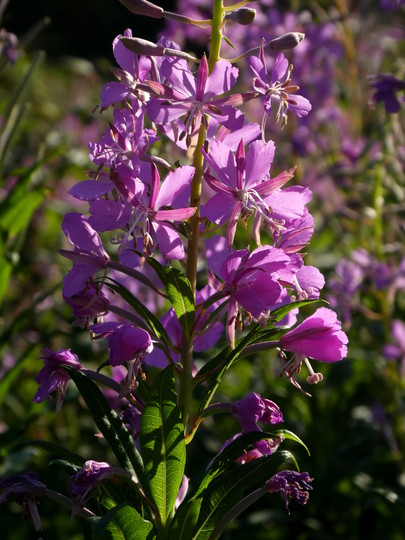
xmin=175 ymin=475 xmax=189 ymax=510
xmin=201 ymin=138 xmax=296 ymax=247
xmin=89 ymin=108 xmax=156 ymax=168
xmin=88 ymin=163 xmax=196 ymax=260
xmin=232 ymin=392 xmax=283 ymax=432
xmin=370 ymin=73 xmax=405 ymax=113
xmin=145 ymin=286 xmax=223 ymax=367
xmin=380 ymin=0 xmax=405 ymax=9
xmin=60 ymin=213 xmax=110 ymax=300
xmin=0 ymin=471 xmax=46 ymax=530
xmin=207 ymin=238 xmax=290 ymax=347
xmin=0 ymin=28 xmax=18 ymax=64
xmin=249 ymin=44 xmax=311 ymax=129
xmin=90 ymin=322 xmax=153 ymax=367
xmin=235 ymin=438 xmax=284 ymax=464
xmin=147 ymin=53 xmax=246 ymax=142
xmin=279 ymin=308 xmax=348 ymax=388
xmin=121 ymin=405 xmax=142 ymax=440
xmin=33 ymin=348 xmax=83 ymax=412
xmin=63 ymin=284 xmax=110 ymax=328
xmin=69 ymin=461 xmax=113 ymax=516
xmin=383 ymin=320 xmax=405 ymax=377
xmin=266 ymin=470 xmax=313 ymax=514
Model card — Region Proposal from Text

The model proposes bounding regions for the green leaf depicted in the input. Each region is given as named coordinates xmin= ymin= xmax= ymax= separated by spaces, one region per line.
xmin=91 ymin=502 xmax=155 ymax=540
xmin=140 ymin=366 xmax=186 ymax=526
xmin=0 ymin=254 xmax=12 ymax=304
xmin=0 ymin=189 xmax=45 ymax=236
xmin=274 ymin=429 xmax=311 ymax=456
xmin=148 ymin=260 xmax=195 ymax=339
xmin=192 ymin=450 xmax=294 ymax=539
xmin=64 ymin=368 xmax=148 ymax=495
xmin=269 ymin=298 xmax=327 ymax=324
xmin=170 ymin=432 xmax=290 ymax=539
xmin=0 ymin=51 xmax=45 ymax=172
xmin=195 ymin=325 xmax=260 ymax=415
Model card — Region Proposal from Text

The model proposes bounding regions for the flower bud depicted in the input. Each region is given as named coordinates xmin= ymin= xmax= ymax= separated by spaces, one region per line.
xmin=268 ymin=32 xmax=305 ymax=51
xmin=120 ymin=36 xmax=165 ymax=56
xmin=118 ymin=0 xmax=163 ymax=18
xmin=225 ymin=8 xmax=256 ymax=25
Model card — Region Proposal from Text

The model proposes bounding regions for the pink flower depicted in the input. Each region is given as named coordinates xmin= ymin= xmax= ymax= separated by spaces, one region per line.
xmin=278 ymin=308 xmax=348 ymax=388
xmin=33 ymin=348 xmax=83 ymax=412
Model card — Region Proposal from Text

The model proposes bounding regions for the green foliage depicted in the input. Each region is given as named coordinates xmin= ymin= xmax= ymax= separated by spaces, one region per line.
xmin=140 ymin=366 xmax=186 ymax=527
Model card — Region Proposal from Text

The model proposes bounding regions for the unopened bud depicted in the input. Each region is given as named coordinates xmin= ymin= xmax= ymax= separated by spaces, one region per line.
xmin=121 ymin=36 xmax=165 ymax=56
xmin=225 ymin=8 xmax=256 ymax=25
xmin=119 ymin=0 xmax=164 ymax=18
xmin=268 ymin=32 xmax=305 ymax=51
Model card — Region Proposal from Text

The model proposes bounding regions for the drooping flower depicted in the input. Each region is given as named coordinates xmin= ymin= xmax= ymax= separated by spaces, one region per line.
xmin=90 ymin=321 xmax=153 ymax=394
xmin=0 ymin=472 xmax=46 ymax=531
xmin=90 ymin=322 xmax=153 ymax=367
xmin=208 ymin=238 xmax=290 ymax=348
xmin=266 ymin=470 xmax=313 ymax=514
xmin=249 ymin=43 xmax=311 ymax=130
xmin=278 ymin=307 xmax=348 ymax=388
xmin=33 ymin=348 xmax=83 ymax=412
xmin=236 ymin=438 xmax=284 ymax=464
xmin=69 ymin=461 xmax=113 ymax=516
xmin=60 ymin=213 xmax=110 ymax=301
xmin=232 ymin=392 xmax=283 ymax=433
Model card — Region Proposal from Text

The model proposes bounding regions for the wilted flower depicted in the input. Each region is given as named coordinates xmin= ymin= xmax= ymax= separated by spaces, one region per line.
xmin=69 ymin=461 xmax=113 ymax=516
xmin=33 ymin=348 xmax=83 ymax=412
xmin=266 ymin=470 xmax=313 ymax=513
xmin=0 ymin=472 xmax=46 ymax=530
xmin=232 ymin=392 xmax=283 ymax=432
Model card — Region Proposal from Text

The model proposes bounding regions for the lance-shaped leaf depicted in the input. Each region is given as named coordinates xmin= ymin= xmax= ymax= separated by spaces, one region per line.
xmin=140 ymin=366 xmax=186 ymax=526
xmin=64 ymin=367 xmax=148 ymax=497
xmin=147 ymin=259 xmax=195 ymax=339
xmin=170 ymin=431 xmax=289 ymax=539
xmin=192 ymin=450 xmax=294 ymax=539
xmin=195 ymin=324 xmax=260 ymax=416
xmin=90 ymin=502 xmax=155 ymax=540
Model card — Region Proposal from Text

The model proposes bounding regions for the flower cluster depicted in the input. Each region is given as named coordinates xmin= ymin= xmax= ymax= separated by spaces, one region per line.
xmin=0 ymin=0 xmax=350 ymax=535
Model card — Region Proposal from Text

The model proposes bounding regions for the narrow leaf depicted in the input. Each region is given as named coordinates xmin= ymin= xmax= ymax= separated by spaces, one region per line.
xmin=64 ymin=367 xmax=148 ymax=495
xmin=269 ymin=299 xmax=327 ymax=323
xmin=195 ymin=325 xmax=260 ymax=415
xmin=148 ymin=260 xmax=195 ymax=339
xmin=192 ymin=450 xmax=294 ymax=539
xmin=92 ymin=502 xmax=155 ymax=540
xmin=104 ymin=277 xmax=172 ymax=352
xmin=170 ymin=431 xmax=289 ymax=539
xmin=140 ymin=366 xmax=186 ymax=526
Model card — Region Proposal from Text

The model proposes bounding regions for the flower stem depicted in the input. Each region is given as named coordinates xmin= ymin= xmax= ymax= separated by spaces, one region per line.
xmin=179 ymin=0 xmax=224 ymax=428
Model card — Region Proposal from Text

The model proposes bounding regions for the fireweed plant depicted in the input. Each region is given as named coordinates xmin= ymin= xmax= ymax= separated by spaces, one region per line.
xmin=0 ymin=0 xmax=349 ymax=537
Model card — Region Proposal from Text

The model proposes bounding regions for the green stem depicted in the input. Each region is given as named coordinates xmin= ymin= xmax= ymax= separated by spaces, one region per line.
xmin=178 ymin=0 xmax=224 ymax=428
